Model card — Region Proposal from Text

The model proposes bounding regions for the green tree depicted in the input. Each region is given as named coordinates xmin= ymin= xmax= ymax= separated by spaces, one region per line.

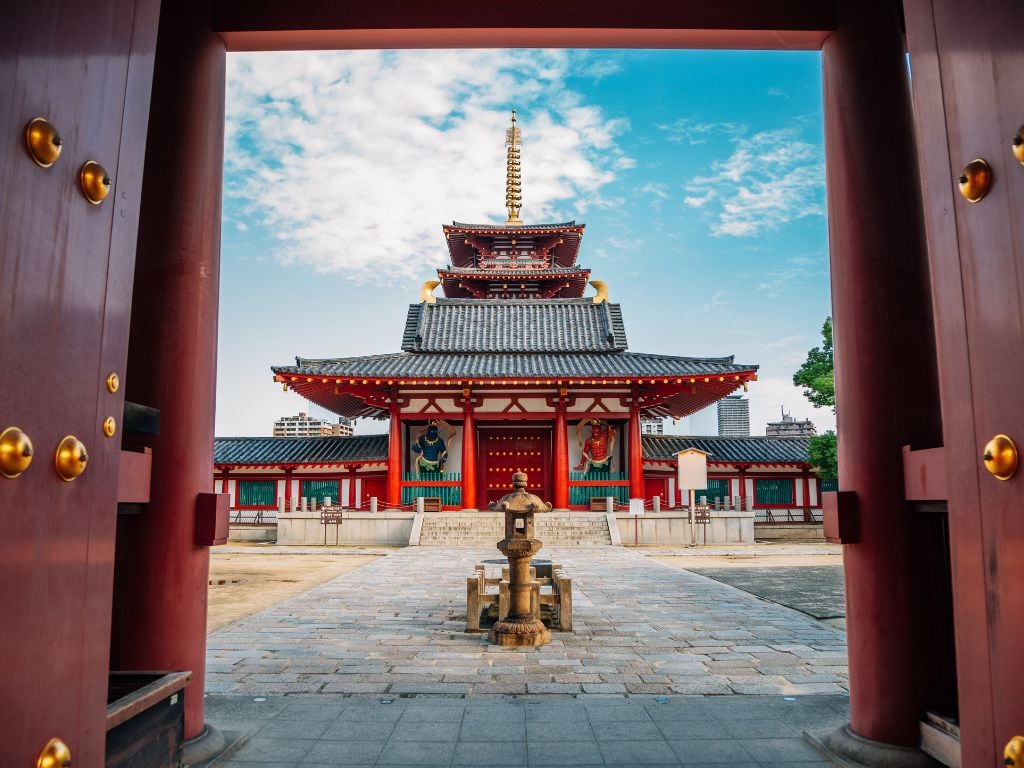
xmin=808 ymin=430 xmax=838 ymax=483
xmin=792 ymin=317 xmax=834 ymax=409
xmin=793 ymin=317 xmax=838 ymax=482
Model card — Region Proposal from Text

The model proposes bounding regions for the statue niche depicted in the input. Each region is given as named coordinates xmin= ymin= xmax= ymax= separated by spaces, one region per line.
xmin=574 ymin=419 xmax=617 ymax=475
xmin=410 ymin=419 xmax=456 ymax=475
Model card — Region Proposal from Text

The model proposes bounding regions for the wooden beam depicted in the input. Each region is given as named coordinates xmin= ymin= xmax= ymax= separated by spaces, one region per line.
xmin=213 ymin=0 xmax=835 ymax=52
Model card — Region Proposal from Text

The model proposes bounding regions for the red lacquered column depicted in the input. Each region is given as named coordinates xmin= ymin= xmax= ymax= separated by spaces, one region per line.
xmin=553 ymin=404 xmax=569 ymax=509
xmin=822 ymin=0 xmax=942 ymax=748
xmin=461 ymin=404 xmax=477 ymax=509
xmin=628 ymin=404 xmax=644 ymax=499
xmin=117 ymin=0 xmax=226 ymax=743
xmin=387 ymin=401 xmax=402 ymax=507
xmin=801 ymin=465 xmax=811 ymax=522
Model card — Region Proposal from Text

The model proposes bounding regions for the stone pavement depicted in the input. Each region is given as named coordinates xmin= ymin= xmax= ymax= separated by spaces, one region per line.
xmin=683 ymin=567 xmax=845 ymax=622
xmin=207 ymin=693 xmax=848 ymax=767
xmin=206 ymin=547 xmax=848 ymax=697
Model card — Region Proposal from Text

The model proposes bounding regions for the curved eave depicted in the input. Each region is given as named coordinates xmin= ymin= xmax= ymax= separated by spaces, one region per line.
xmin=438 ymin=270 xmax=589 ymax=299
xmin=443 ymin=223 xmax=585 ymax=269
xmin=274 ymin=364 xmax=758 ymax=420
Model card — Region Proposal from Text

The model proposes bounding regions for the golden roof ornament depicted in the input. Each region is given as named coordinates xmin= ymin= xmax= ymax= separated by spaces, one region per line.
xmin=420 ymin=279 xmax=439 ymax=304
xmin=504 ymin=110 xmax=523 ymax=226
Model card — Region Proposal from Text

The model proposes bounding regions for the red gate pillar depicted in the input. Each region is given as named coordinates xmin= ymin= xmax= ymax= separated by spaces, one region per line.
xmin=461 ymin=403 xmax=477 ymax=509
xmin=387 ymin=401 xmax=402 ymax=507
xmin=553 ymin=403 xmax=569 ymax=509
xmin=628 ymin=403 xmax=644 ymax=499
xmin=115 ymin=0 xmax=226 ymax=752
xmin=283 ymin=466 xmax=293 ymax=511
xmin=822 ymin=0 xmax=942 ymax=753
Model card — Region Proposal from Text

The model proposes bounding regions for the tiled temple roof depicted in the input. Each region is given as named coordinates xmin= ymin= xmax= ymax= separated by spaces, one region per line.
xmin=642 ymin=435 xmax=812 ymax=464
xmin=276 ymin=352 xmax=752 ymax=380
xmin=214 ymin=435 xmax=388 ymax=466
xmin=437 ymin=265 xmax=589 ymax=275
xmin=401 ymin=299 xmax=627 ymax=353
xmin=448 ymin=221 xmax=580 ymax=230
xmin=213 ymin=433 xmax=805 ymax=468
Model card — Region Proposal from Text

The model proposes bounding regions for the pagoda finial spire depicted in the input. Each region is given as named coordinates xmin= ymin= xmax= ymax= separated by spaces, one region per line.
xmin=504 ymin=109 xmax=523 ymax=226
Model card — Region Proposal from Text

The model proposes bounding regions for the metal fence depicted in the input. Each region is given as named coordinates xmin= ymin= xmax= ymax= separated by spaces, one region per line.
xmin=230 ymin=509 xmax=278 ymax=525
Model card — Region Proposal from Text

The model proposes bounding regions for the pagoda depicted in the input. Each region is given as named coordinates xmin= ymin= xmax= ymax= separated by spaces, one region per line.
xmin=272 ymin=112 xmax=759 ymax=510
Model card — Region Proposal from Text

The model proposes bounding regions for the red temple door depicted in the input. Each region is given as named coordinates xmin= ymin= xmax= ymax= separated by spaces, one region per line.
xmin=644 ymin=477 xmax=668 ymax=504
xmin=478 ymin=428 xmax=551 ymax=507
xmin=906 ymin=0 xmax=1024 ymax=763
xmin=361 ymin=475 xmax=386 ymax=508
xmin=0 ymin=1 xmax=157 ymax=765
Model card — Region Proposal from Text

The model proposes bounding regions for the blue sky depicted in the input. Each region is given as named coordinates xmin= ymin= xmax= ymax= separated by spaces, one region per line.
xmin=217 ymin=49 xmax=834 ymax=437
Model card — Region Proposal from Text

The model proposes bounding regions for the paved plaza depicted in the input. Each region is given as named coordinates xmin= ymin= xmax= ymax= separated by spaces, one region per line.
xmin=206 ymin=547 xmax=848 ymax=697
xmin=207 ymin=692 xmax=847 ymax=767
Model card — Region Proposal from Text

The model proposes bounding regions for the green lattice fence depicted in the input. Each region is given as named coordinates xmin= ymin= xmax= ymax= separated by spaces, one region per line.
xmin=568 ymin=470 xmax=629 ymax=505
xmin=754 ymin=478 xmax=795 ymax=505
xmin=401 ymin=472 xmax=461 ymax=506
xmin=693 ymin=478 xmax=731 ymax=503
xmin=300 ymin=479 xmax=340 ymax=506
xmin=237 ymin=479 xmax=275 ymax=507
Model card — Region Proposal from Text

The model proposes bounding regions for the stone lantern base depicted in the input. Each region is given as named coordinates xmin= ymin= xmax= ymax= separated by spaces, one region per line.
xmin=488 ymin=615 xmax=551 ymax=647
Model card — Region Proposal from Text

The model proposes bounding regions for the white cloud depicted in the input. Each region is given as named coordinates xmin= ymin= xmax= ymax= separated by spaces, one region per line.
xmin=575 ymin=57 xmax=623 ymax=81
xmin=683 ymin=190 xmax=715 ymax=208
xmin=656 ymin=118 xmax=746 ymax=145
xmin=764 ymin=333 xmax=807 ymax=350
xmin=224 ymin=50 xmax=632 ymax=282
xmin=748 ymin=252 xmax=827 ymax=298
xmin=683 ymin=127 xmax=824 ymax=238
xmin=638 ymin=182 xmax=669 ymax=200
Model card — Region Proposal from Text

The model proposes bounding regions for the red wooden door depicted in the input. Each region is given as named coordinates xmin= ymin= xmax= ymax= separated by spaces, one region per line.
xmin=906 ymin=0 xmax=1024 ymax=763
xmin=644 ymin=477 xmax=667 ymax=504
xmin=0 ymin=1 xmax=157 ymax=765
xmin=478 ymin=428 xmax=551 ymax=506
xmin=361 ymin=474 xmax=386 ymax=508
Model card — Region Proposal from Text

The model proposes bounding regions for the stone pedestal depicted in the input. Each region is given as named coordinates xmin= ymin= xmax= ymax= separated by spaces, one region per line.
xmin=487 ymin=472 xmax=552 ymax=648
xmin=489 ymin=537 xmax=550 ymax=647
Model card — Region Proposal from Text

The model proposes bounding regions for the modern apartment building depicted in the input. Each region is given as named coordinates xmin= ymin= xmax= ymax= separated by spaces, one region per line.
xmin=273 ymin=412 xmax=354 ymax=437
xmin=640 ymin=416 xmax=665 ymax=435
xmin=717 ymin=395 xmax=750 ymax=437
xmin=766 ymin=409 xmax=817 ymax=437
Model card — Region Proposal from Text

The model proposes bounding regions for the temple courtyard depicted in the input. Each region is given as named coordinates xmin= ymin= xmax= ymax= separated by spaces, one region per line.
xmin=202 ymin=543 xmax=848 ymax=766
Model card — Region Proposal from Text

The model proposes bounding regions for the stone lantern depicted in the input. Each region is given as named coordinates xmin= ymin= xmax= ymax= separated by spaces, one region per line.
xmin=488 ymin=471 xmax=553 ymax=647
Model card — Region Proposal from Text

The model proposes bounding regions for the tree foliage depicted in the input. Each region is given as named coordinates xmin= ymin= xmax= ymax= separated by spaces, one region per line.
xmin=793 ymin=317 xmax=835 ymax=410
xmin=793 ymin=318 xmax=838 ymax=482
xmin=808 ymin=431 xmax=838 ymax=482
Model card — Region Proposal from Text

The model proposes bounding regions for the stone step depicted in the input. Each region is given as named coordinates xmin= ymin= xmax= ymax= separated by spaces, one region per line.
xmin=416 ymin=511 xmax=613 ymax=546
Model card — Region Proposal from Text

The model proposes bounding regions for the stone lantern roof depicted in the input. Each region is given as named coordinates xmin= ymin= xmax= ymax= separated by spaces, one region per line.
xmin=489 ymin=472 xmax=552 ymax=513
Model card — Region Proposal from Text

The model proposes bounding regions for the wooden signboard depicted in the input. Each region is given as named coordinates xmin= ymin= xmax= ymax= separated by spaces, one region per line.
xmin=321 ymin=506 xmax=344 ymax=545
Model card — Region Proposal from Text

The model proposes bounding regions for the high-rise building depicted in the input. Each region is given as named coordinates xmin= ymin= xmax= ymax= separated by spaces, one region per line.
xmin=717 ymin=395 xmax=750 ymax=436
xmin=766 ymin=408 xmax=817 ymax=437
xmin=640 ymin=416 xmax=664 ymax=435
xmin=273 ymin=412 xmax=354 ymax=437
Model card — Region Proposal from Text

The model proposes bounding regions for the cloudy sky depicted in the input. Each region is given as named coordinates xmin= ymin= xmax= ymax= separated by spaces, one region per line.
xmin=217 ymin=48 xmax=834 ymax=437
